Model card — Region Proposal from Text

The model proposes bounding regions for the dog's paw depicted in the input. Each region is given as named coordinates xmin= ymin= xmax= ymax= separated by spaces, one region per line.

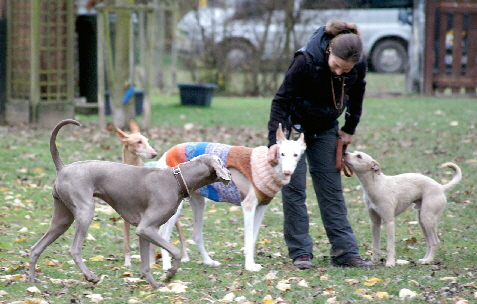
xmin=417 ymin=258 xmax=432 ymax=264
xmin=384 ymin=262 xmax=395 ymax=267
xmin=246 ymin=263 xmax=263 ymax=271
xmin=204 ymin=260 xmax=221 ymax=267
xmin=85 ymin=273 xmax=100 ymax=283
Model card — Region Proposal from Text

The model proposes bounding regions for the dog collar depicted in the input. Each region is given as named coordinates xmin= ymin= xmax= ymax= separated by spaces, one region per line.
xmin=173 ymin=165 xmax=190 ymax=199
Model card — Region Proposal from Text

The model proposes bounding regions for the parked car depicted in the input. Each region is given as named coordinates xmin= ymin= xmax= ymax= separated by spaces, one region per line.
xmin=176 ymin=1 xmax=412 ymax=73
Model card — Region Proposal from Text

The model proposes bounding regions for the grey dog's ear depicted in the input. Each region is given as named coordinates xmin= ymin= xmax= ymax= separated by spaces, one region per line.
xmin=371 ymin=161 xmax=381 ymax=174
xmin=213 ymin=157 xmax=231 ymax=185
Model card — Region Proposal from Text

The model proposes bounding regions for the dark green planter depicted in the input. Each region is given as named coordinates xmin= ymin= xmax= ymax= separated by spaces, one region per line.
xmin=178 ymin=83 xmax=217 ymax=106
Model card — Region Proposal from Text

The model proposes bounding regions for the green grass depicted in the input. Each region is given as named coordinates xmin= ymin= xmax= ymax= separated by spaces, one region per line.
xmin=1 ymin=90 xmax=477 ymax=303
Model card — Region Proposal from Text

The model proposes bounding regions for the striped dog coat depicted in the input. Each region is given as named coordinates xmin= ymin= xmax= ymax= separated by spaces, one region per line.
xmin=164 ymin=142 xmax=286 ymax=205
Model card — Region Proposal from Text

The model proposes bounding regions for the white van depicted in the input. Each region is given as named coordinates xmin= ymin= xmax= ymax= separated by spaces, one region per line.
xmin=176 ymin=1 xmax=412 ymax=73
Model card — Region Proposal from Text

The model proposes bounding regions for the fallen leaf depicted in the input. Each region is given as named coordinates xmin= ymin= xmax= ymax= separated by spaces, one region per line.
xmin=399 ymin=288 xmax=417 ymax=299
xmin=396 ymin=259 xmax=410 ymax=265
xmin=45 ymin=259 xmax=61 ymax=267
xmin=345 ymin=279 xmax=360 ymax=286
xmin=90 ymin=223 xmax=101 ymax=229
xmin=264 ymin=271 xmax=278 ymax=280
xmin=89 ymin=255 xmax=104 ymax=262
xmin=375 ymin=291 xmax=390 ymax=299
xmin=364 ymin=277 xmax=384 ymax=286
xmin=24 ymin=299 xmax=49 ymax=304
xmin=157 ymin=282 xmax=188 ymax=293
xmin=27 ymin=286 xmax=41 ymax=294
xmin=33 ymin=167 xmax=44 ymax=174
xmin=219 ymin=292 xmax=235 ymax=302
xmin=262 ymin=295 xmax=274 ymax=304
xmin=85 ymin=294 xmax=104 ymax=303
xmin=276 ymin=280 xmax=291 ymax=291
xmin=440 ymin=277 xmax=458 ymax=281
xmin=86 ymin=233 xmax=96 ymax=241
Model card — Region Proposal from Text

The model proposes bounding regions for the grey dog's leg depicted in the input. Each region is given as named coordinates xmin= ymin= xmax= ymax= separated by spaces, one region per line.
xmin=69 ymin=200 xmax=99 ymax=283
xmin=136 ymin=214 xmax=181 ymax=287
xmin=29 ymin=197 xmax=75 ymax=282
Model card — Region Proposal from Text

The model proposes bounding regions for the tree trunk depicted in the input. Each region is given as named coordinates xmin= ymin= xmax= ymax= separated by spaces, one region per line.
xmin=406 ymin=0 xmax=425 ymax=94
xmin=112 ymin=0 xmax=135 ymax=130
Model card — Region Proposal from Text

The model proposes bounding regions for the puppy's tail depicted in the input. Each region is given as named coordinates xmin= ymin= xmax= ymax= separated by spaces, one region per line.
xmin=50 ymin=119 xmax=82 ymax=172
xmin=440 ymin=162 xmax=462 ymax=192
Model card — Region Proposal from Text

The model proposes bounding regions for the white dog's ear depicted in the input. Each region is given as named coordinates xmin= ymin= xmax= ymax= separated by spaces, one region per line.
xmin=276 ymin=123 xmax=286 ymax=145
xmin=213 ymin=157 xmax=231 ymax=185
xmin=371 ymin=161 xmax=381 ymax=174
xmin=297 ymin=132 xmax=306 ymax=150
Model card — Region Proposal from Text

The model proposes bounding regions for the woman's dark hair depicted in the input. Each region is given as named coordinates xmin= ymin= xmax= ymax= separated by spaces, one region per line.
xmin=325 ymin=20 xmax=364 ymax=64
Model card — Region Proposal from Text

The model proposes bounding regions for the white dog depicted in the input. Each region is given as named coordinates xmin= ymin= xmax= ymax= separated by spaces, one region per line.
xmin=344 ymin=151 xmax=462 ymax=266
xmin=156 ymin=124 xmax=306 ymax=271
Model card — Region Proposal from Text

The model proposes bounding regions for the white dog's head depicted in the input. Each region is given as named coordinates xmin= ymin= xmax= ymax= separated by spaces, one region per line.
xmin=276 ymin=123 xmax=306 ymax=183
xmin=344 ymin=151 xmax=381 ymax=175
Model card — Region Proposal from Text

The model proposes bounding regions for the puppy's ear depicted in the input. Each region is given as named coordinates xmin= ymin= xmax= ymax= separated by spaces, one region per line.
xmin=129 ymin=119 xmax=141 ymax=134
xmin=371 ymin=161 xmax=381 ymax=174
xmin=115 ymin=125 xmax=129 ymax=140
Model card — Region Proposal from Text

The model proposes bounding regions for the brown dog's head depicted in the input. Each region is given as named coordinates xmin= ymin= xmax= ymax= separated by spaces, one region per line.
xmin=115 ymin=120 xmax=158 ymax=159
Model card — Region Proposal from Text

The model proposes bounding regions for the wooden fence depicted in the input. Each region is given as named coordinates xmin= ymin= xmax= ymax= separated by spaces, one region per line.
xmin=424 ymin=0 xmax=477 ymax=96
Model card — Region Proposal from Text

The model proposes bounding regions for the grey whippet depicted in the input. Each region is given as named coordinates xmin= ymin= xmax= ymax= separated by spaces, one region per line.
xmin=28 ymin=119 xmax=231 ymax=288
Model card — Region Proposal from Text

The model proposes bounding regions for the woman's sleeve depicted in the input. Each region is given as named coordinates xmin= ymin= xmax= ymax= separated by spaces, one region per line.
xmin=267 ymin=55 xmax=308 ymax=147
xmin=341 ymin=60 xmax=367 ymax=135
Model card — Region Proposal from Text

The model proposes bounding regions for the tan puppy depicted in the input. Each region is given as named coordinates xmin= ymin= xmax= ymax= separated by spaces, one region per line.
xmin=344 ymin=151 xmax=462 ymax=266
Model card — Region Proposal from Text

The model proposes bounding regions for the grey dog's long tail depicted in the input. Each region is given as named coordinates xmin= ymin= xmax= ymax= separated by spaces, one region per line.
xmin=440 ymin=162 xmax=462 ymax=192
xmin=50 ymin=119 xmax=82 ymax=172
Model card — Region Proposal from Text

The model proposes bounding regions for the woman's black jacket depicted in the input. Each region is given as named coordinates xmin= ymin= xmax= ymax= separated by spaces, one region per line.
xmin=267 ymin=26 xmax=367 ymax=147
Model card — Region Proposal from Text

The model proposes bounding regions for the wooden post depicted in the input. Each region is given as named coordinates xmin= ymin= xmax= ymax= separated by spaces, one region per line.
xmin=30 ymin=0 xmax=40 ymax=123
xmin=423 ymin=0 xmax=437 ymax=95
xmin=97 ymin=9 xmax=106 ymax=130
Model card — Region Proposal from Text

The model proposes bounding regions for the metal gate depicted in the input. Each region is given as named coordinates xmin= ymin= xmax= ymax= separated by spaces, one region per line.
xmin=423 ymin=0 xmax=477 ymax=96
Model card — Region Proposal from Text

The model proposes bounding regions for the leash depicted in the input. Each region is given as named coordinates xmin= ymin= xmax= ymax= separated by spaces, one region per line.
xmin=336 ymin=139 xmax=354 ymax=177
xmin=173 ymin=165 xmax=190 ymax=201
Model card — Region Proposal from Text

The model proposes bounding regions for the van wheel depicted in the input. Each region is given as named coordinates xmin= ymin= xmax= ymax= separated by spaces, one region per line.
xmin=371 ymin=39 xmax=407 ymax=73
xmin=217 ymin=39 xmax=255 ymax=71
